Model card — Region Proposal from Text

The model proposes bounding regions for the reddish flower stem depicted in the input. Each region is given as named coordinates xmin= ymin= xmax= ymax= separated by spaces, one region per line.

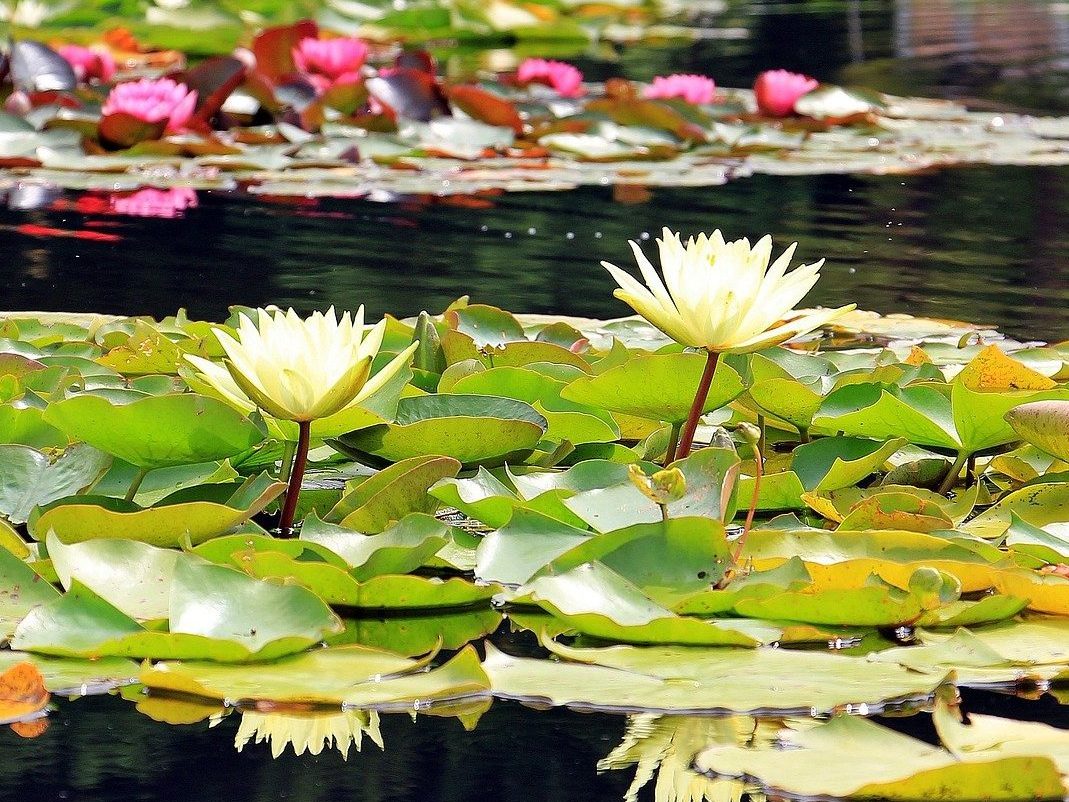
xmin=732 ymin=442 xmax=763 ymax=565
xmin=676 ymin=349 xmax=720 ymax=461
xmin=279 ymin=420 xmax=311 ymax=533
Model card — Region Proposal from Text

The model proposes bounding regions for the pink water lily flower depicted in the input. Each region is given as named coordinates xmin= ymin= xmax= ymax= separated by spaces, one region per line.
xmin=643 ymin=73 xmax=716 ymax=104
xmin=57 ymin=44 xmax=116 ymax=84
xmin=516 ymin=58 xmax=584 ymax=98
xmin=101 ymin=77 xmax=198 ymax=133
xmin=292 ymin=36 xmax=368 ymax=92
xmin=110 ymin=187 xmax=198 ymax=218
xmin=753 ymin=69 xmax=819 ymax=117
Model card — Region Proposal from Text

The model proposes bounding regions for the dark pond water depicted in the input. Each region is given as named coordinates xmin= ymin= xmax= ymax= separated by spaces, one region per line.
xmin=3 ymin=2 xmax=1069 ymax=800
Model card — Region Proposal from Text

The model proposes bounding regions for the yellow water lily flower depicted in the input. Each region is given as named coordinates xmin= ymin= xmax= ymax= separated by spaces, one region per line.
xmin=603 ymin=228 xmax=854 ymax=353
xmin=187 ymin=306 xmax=407 ymax=423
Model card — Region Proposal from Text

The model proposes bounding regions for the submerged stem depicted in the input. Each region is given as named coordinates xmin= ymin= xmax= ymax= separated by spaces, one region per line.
xmin=732 ymin=441 xmax=763 ymax=565
xmin=676 ymin=349 xmax=720 ymax=461
xmin=663 ymin=421 xmax=682 ymax=467
xmin=279 ymin=420 xmax=311 ymax=534
xmin=124 ymin=467 xmax=149 ymax=504
xmin=937 ymin=451 xmax=969 ymax=496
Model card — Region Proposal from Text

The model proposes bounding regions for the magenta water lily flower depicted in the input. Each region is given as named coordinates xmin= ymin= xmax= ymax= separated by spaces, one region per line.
xmin=516 ymin=58 xmax=584 ymax=98
xmin=293 ymin=36 xmax=368 ymax=92
xmin=101 ymin=77 xmax=198 ymax=133
xmin=643 ymin=74 xmax=716 ymax=104
xmin=753 ymin=69 xmax=819 ymax=117
xmin=57 ymin=44 xmax=116 ymax=83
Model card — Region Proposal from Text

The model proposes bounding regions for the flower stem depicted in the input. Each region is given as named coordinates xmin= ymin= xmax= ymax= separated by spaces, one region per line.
xmin=124 ymin=467 xmax=149 ymax=503
xmin=732 ymin=441 xmax=763 ymax=565
xmin=937 ymin=451 xmax=969 ymax=496
xmin=662 ymin=421 xmax=682 ymax=467
xmin=676 ymin=349 xmax=720 ymax=461
xmin=278 ymin=439 xmax=297 ymax=484
xmin=279 ymin=420 xmax=311 ymax=534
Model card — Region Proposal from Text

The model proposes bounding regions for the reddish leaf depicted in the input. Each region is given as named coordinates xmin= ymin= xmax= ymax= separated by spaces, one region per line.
xmin=586 ymin=98 xmax=706 ymax=141
xmin=367 ymin=69 xmax=449 ymax=122
xmin=98 ymin=111 xmax=167 ymax=148
xmin=178 ymin=56 xmax=247 ymax=125
xmin=446 ymin=85 xmax=523 ymax=134
xmin=252 ymin=20 xmax=319 ymax=83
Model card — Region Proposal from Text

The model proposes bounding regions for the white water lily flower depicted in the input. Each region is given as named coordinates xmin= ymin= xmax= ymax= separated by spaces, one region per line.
xmin=186 ymin=306 xmax=414 ymax=423
xmin=603 ymin=228 xmax=855 ymax=353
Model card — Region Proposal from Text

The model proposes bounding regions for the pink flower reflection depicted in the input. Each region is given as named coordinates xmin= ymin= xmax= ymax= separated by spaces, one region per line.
xmin=516 ymin=58 xmax=584 ymax=98
xmin=292 ymin=36 xmax=368 ymax=92
xmin=57 ymin=44 xmax=116 ymax=84
xmin=110 ymin=187 xmax=198 ymax=218
xmin=101 ymin=78 xmax=198 ymax=133
xmin=642 ymin=74 xmax=716 ymax=104
xmin=753 ymin=69 xmax=818 ymax=117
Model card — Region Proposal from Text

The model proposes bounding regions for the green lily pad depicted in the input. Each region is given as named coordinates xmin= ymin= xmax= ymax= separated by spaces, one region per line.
xmin=141 ymin=644 xmax=490 ymax=707
xmin=475 ymin=508 xmax=592 ymax=586
xmin=300 ymin=512 xmax=451 ymax=581
xmin=519 ymin=562 xmax=764 ymax=647
xmin=1005 ymin=513 xmax=1069 ymax=563
xmin=740 ymin=527 xmax=1010 ymax=593
xmin=326 ymin=455 xmax=461 ymax=532
xmin=1006 ymin=400 xmax=1069 ymax=462
xmin=0 ymin=543 xmax=61 ymax=637
xmin=791 ymin=436 xmax=905 ymax=492
xmin=870 ymin=619 xmax=1069 ymax=684
xmin=430 ymin=467 xmax=523 ymax=529
xmin=0 ymin=650 xmax=140 ymax=694
xmin=0 ymin=404 xmax=68 ymax=449
xmin=694 ymin=715 xmax=1064 ymax=801
xmin=28 ymin=473 xmax=286 ymax=546
xmin=0 ymin=443 xmax=111 ymax=524
xmin=331 ymin=394 xmax=547 ymax=467
xmin=11 ymin=559 xmax=342 ymax=662
xmin=536 ymin=517 xmax=731 ymax=604
xmin=814 ymin=382 xmax=1069 ymax=458
xmin=43 ymin=392 xmax=267 ymax=469
xmin=447 ymin=366 xmax=619 ymax=446
xmin=327 ymin=609 xmax=502 ymax=657
xmin=485 ymin=638 xmax=948 ymax=714
xmin=963 ymin=482 xmax=1069 ymax=540
xmin=46 ymin=532 xmax=186 ymax=620
xmin=240 ymin=552 xmax=500 ymax=608
xmin=561 ymin=353 xmax=745 ymax=423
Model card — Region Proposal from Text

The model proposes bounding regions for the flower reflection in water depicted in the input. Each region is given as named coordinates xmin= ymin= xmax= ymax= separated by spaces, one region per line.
xmin=233 ymin=708 xmax=384 ymax=760
xmin=110 ymin=187 xmax=198 ymax=218
xmin=599 ymin=715 xmax=762 ymax=802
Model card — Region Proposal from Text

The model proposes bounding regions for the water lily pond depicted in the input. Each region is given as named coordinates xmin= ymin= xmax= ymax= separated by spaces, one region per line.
xmin=3 ymin=2 xmax=1069 ymax=801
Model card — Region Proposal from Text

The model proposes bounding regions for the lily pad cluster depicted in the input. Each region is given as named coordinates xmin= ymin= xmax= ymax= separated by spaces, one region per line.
xmin=7 ymin=22 xmax=1069 ymax=201
xmin=2 ymin=302 xmax=1069 ymax=796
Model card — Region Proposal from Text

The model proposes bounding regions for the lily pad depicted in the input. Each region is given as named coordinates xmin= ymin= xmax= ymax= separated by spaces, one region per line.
xmin=326 ymin=455 xmax=461 ymax=532
xmin=28 ymin=473 xmax=286 ymax=546
xmin=561 ymin=353 xmax=744 ymax=423
xmin=0 ymin=443 xmax=111 ymax=524
xmin=11 ymin=559 xmax=342 ymax=662
xmin=694 ymin=714 xmax=1064 ymax=801
xmin=43 ymin=392 xmax=267 ymax=469
xmin=485 ymin=638 xmax=948 ymax=714
xmin=141 ymin=644 xmax=490 ymax=708
xmin=331 ymin=394 xmax=547 ymax=467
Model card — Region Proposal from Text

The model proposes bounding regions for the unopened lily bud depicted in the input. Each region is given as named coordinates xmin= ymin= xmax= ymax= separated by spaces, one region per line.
xmin=628 ymin=463 xmax=686 ymax=505
xmin=736 ymin=422 xmax=761 ymax=446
